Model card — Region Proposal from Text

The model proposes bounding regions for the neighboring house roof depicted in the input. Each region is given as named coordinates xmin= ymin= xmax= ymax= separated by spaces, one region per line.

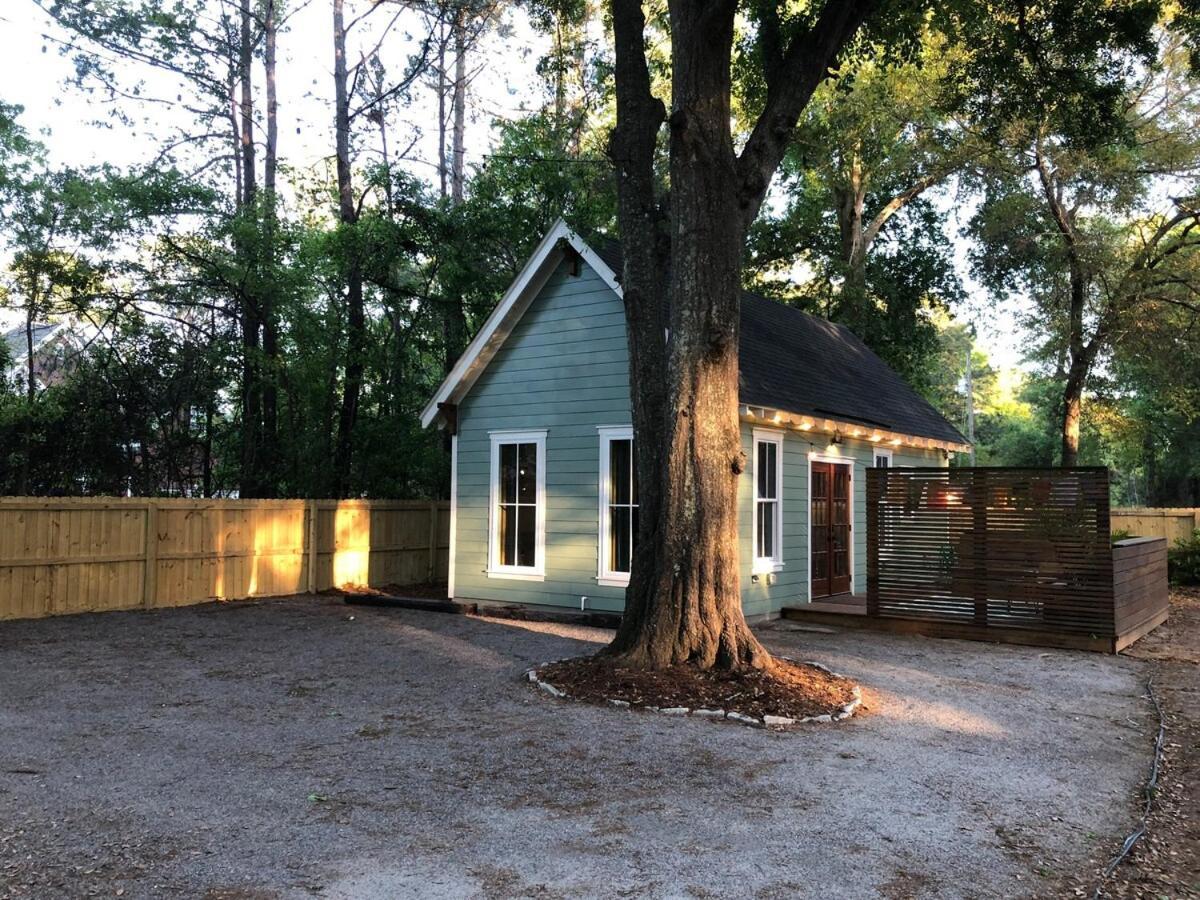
xmin=421 ymin=220 xmax=969 ymax=451
xmin=4 ymin=322 xmax=60 ymax=367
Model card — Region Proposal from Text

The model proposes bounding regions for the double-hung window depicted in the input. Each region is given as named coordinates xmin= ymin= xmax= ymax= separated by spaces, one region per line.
xmin=488 ymin=430 xmax=546 ymax=580
xmin=873 ymin=448 xmax=893 ymax=468
xmin=597 ymin=426 xmax=637 ymax=587
xmin=753 ymin=429 xmax=783 ymax=573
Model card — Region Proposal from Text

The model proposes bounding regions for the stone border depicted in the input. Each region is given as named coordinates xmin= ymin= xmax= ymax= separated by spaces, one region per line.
xmin=524 ymin=657 xmax=862 ymax=729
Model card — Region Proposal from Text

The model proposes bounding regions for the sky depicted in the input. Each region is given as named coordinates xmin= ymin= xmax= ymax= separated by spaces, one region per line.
xmin=0 ymin=1 xmax=1028 ymax=371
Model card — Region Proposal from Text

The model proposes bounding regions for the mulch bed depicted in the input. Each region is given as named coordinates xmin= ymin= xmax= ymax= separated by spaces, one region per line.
xmin=535 ymin=655 xmax=858 ymax=722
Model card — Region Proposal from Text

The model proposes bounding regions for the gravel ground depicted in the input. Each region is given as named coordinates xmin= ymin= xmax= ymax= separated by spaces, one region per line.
xmin=0 ymin=595 xmax=1155 ymax=899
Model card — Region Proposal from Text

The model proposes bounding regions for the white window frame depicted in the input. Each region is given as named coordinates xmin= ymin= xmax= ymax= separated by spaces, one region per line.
xmin=752 ymin=428 xmax=785 ymax=574
xmin=487 ymin=429 xmax=547 ymax=581
xmin=597 ymin=425 xmax=635 ymax=587
xmin=873 ymin=448 xmax=893 ymax=468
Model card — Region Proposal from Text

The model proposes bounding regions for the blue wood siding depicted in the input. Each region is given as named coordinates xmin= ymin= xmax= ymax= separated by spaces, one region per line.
xmin=452 ymin=253 xmax=947 ymax=616
xmin=454 ymin=257 xmax=632 ymax=611
xmin=737 ymin=428 xmax=942 ymax=615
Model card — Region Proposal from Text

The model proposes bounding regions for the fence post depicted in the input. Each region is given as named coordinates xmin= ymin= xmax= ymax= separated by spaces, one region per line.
xmin=866 ymin=469 xmax=880 ymax=617
xmin=971 ymin=469 xmax=988 ymax=626
xmin=142 ymin=500 xmax=158 ymax=609
xmin=306 ymin=499 xmax=319 ymax=594
xmin=427 ymin=501 xmax=439 ymax=582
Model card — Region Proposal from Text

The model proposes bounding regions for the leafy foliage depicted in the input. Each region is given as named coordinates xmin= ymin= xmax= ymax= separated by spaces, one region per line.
xmin=1169 ymin=529 xmax=1200 ymax=584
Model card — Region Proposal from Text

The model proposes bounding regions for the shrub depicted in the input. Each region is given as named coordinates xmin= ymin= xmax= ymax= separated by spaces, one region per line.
xmin=1111 ymin=528 xmax=1134 ymax=544
xmin=1168 ymin=529 xmax=1200 ymax=585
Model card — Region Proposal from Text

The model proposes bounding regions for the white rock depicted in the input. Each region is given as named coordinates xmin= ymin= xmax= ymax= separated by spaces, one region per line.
xmin=727 ymin=712 xmax=761 ymax=727
xmin=660 ymin=707 xmax=688 ymax=716
xmin=608 ymin=699 xmax=630 ymax=708
xmin=692 ymin=708 xmax=725 ymax=718
xmin=763 ymin=715 xmax=796 ymax=727
xmin=538 ymin=681 xmax=564 ymax=697
xmin=526 ymin=670 xmax=538 ymax=682
xmin=812 ymin=714 xmax=833 ymax=723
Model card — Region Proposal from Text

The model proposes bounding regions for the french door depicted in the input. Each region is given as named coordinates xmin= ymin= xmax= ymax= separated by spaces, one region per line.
xmin=811 ymin=461 xmax=852 ymax=598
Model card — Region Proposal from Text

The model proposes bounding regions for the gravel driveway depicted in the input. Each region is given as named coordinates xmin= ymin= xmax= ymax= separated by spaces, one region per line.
xmin=0 ymin=596 xmax=1154 ymax=899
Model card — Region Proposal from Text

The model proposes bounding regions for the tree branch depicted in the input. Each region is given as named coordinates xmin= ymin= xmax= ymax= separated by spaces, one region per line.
xmin=735 ymin=0 xmax=879 ymax=228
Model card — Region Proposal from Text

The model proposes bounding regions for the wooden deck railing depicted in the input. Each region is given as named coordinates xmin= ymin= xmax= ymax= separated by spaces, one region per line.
xmin=0 ymin=497 xmax=449 ymax=621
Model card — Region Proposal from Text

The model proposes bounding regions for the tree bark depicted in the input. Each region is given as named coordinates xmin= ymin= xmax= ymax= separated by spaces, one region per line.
xmin=237 ymin=0 xmax=262 ymax=498
xmin=1034 ymin=134 xmax=1091 ymax=469
xmin=451 ymin=12 xmax=467 ymax=207
xmin=833 ymin=156 xmax=869 ymax=333
xmin=605 ymin=0 xmax=876 ymax=669
xmin=261 ymin=0 xmax=279 ymax=497
xmin=18 ymin=310 xmax=36 ymax=494
xmin=441 ymin=7 xmax=469 ymax=375
xmin=436 ymin=22 xmax=449 ymax=201
xmin=239 ymin=0 xmax=256 ymax=208
xmin=332 ymin=0 xmax=364 ymax=498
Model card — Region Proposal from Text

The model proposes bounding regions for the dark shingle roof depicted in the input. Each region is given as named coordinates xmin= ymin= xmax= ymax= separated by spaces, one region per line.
xmin=592 ymin=241 xmax=967 ymax=446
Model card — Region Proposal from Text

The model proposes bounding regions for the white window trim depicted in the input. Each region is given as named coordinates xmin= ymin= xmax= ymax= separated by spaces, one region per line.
xmin=487 ymin=429 xmax=547 ymax=581
xmin=752 ymin=428 xmax=785 ymax=575
xmin=596 ymin=425 xmax=635 ymax=587
xmin=448 ymin=434 xmax=458 ymax=598
xmin=806 ymin=452 xmax=855 ymax=598
xmin=873 ymin=447 xmax=894 ymax=468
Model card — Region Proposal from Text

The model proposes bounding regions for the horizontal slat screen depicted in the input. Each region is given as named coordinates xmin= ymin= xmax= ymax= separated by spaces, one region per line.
xmin=866 ymin=467 xmax=1116 ymax=637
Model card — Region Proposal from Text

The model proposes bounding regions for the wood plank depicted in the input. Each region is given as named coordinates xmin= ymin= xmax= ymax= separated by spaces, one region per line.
xmin=0 ymin=498 xmax=450 ymax=621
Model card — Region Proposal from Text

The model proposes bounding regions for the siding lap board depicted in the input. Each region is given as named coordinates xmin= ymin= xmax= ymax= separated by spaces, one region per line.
xmin=454 ymin=259 xmax=632 ymax=611
xmin=453 ymin=255 xmax=945 ymax=616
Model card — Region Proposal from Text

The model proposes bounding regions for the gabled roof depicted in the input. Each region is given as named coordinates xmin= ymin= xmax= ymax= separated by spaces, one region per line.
xmin=422 ymin=221 xmax=969 ymax=450
xmin=420 ymin=220 xmax=618 ymax=429
xmin=3 ymin=322 xmax=60 ymax=365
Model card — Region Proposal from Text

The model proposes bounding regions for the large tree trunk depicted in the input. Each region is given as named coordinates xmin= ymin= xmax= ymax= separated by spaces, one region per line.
xmin=605 ymin=0 xmax=876 ymax=670
xmin=436 ymin=22 xmax=449 ymax=201
xmin=1058 ymin=260 xmax=1091 ymax=468
xmin=239 ymin=0 xmax=256 ymax=209
xmin=237 ymin=0 xmax=262 ymax=498
xmin=606 ymin=0 xmax=768 ymax=669
xmin=332 ymin=0 xmax=364 ymax=498
xmin=260 ymin=0 xmax=279 ymax=497
xmin=18 ymin=309 xmax=36 ymax=494
xmin=1061 ymin=357 xmax=1086 ymax=467
xmin=451 ymin=14 xmax=467 ymax=207
xmin=1034 ymin=136 xmax=1095 ymax=471
xmin=441 ymin=9 xmax=469 ymax=375
xmin=834 ymin=168 xmax=869 ymax=333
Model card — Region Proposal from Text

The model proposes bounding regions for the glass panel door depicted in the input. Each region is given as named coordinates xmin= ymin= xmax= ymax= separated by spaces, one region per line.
xmin=811 ymin=461 xmax=851 ymax=598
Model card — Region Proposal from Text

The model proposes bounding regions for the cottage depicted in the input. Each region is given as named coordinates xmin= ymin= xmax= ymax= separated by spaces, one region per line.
xmin=421 ymin=221 xmax=970 ymax=619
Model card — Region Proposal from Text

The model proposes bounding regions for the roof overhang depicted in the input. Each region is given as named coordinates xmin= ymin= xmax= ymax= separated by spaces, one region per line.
xmin=740 ymin=404 xmax=972 ymax=455
xmin=420 ymin=219 xmax=622 ymax=429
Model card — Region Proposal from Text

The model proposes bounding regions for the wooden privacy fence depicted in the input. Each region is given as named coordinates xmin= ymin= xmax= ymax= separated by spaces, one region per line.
xmin=1112 ymin=507 xmax=1200 ymax=544
xmin=865 ymin=467 xmax=1169 ymax=652
xmin=0 ymin=497 xmax=449 ymax=622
